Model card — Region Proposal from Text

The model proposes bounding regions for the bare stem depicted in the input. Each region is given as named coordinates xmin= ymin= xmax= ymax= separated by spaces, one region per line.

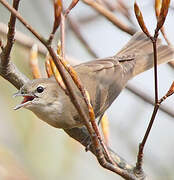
xmin=135 ymin=104 xmax=159 ymax=173
xmin=82 ymin=0 xmax=136 ymax=35
xmin=152 ymin=32 xmax=159 ymax=104
xmin=135 ymin=26 xmax=161 ymax=173
xmin=60 ymin=13 xmax=65 ymax=59
xmin=0 ymin=0 xmax=47 ymax=46
xmin=67 ymin=17 xmax=98 ymax=58
xmin=1 ymin=0 xmax=20 ymax=66
xmin=0 ymin=0 xmax=151 ymax=178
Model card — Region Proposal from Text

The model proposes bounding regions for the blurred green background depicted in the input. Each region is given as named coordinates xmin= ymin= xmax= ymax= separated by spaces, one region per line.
xmin=0 ymin=0 xmax=174 ymax=179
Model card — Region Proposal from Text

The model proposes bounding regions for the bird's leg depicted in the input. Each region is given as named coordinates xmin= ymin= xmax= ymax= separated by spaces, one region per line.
xmin=81 ymin=135 xmax=92 ymax=152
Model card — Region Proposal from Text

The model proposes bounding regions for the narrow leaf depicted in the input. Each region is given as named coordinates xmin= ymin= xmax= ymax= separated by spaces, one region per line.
xmin=45 ymin=54 xmax=53 ymax=78
xmin=53 ymin=0 xmax=62 ymax=32
xmin=156 ymin=0 xmax=170 ymax=31
xmin=101 ymin=113 xmax=110 ymax=146
xmin=65 ymin=0 xmax=79 ymax=17
xmin=155 ymin=0 xmax=162 ymax=18
xmin=166 ymin=81 xmax=174 ymax=97
xmin=29 ymin=44 xmax=41 ymax=79
xmin=134 ymin=2 xmax=151 ymax=37
xmin=48 ymin=55 xmax=67 ymax=93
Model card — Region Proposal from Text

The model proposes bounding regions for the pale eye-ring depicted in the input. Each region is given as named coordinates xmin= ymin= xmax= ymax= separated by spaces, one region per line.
xmin=36 ymin=86 xmax=44 ymax=93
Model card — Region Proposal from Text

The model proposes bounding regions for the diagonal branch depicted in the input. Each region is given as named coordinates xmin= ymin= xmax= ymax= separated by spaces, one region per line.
xmin=0 ymin=0 xmax=145 ymax=179
xmin=0 ymin=23 xmax=47 ymax=55
xmin=0 ymin=0 xmax=28 ymax=89
xmin=1 ymin=0 xmax=20 ymax=66
xmin=82 ymin=0 xmax=136 ymax=35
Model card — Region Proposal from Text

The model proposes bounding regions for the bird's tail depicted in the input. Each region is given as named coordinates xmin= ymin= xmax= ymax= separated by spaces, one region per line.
xmin=117 ymin=32 xmax=174 ymax=78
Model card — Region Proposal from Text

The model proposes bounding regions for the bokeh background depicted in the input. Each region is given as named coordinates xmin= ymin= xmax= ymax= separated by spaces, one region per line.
xmin=0 ymin=0 xmax=174 ymax=179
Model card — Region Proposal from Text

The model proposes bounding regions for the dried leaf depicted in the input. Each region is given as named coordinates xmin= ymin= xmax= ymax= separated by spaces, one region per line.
xmin=154 ymin=0 xmax=170 ymax=44
xmin=166 ymin=81 xmax=174 ymax=97
xmin=29 ymin=44 xmax=41 ymax=79
xmin=134 ymin=2 xmax=151 ymax=37
xmin=48 ymin=54 xmax=67 ymax=92
xmin=101 ymin=113 xmax=109 ymax=146
xmin=45 ymin=54 xmax=53 ymax=78
xmin=56 ymin=42 xmax=96 ymax=128
xmin=65 ymin=0 xmax=79 ymax=17
xmin=53 ymin=0 xmax=62 ymax=32
xmin=155 ymin=0 xmax=162 ymax=18
xmin=57 ymin=41 xmax=61 ymax=57
xmin=156 ymin=0 xmax=170 ymax=31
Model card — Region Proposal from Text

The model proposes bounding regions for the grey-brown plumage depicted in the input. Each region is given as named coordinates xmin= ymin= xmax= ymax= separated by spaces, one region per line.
xmin=14 ymin=32 xmax=174 ymax=129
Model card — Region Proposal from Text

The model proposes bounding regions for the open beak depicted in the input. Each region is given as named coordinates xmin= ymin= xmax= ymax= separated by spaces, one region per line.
xmin=13 ymin=91 xmax=36 ymax=110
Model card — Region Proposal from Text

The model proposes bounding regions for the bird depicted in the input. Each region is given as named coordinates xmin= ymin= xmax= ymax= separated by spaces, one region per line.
xmin=13 ymin=32 xmax=174 ymax=129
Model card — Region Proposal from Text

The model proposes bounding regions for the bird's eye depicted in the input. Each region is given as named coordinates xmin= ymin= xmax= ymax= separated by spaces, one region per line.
xmin=36 ymin=86 xmax=44 ymax=93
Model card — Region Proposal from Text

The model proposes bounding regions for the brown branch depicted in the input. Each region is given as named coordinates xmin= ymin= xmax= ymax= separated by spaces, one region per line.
xmin=61 ymin=13 xmax=115 ymax=164
xmin=67 ymin=17 xmax=98 ymax=58
xmin=0 ymin=0 xmax=148 ymax=179
xmin=0 ymin=0 xmax=28 ymax=89
xmin=1 ymin=0 xmax=20 ymax=67
xmin=2 ymin=22 xmax=173 ymax=119
xmin=117 ymin=0 xmax=135 ymax=26
xmin=47 ymin=46 xmax=140 ymax=179
xmin=68 ymin=16 xmax=174 ymax=120
xmin=3 ymin=0 xmax=173 ymax=179
xmin=0 ymin=23 xmax=47 ymax=55
xmin=62 ymin=7 xmax=116 ymax=168
xmin=0 ymin=1 xmax=144 ymax=179
xmin=0 ymin=0 xmax=47 ymax=47
xmin=126 ymin=84 xmax=174 ymax=118
xmin=134 ymin=0 xmax=171 ymax=173
xmin=82 ymin=0 xmax=136 ymax=35
xmin=0 ymin=61 xmax=28 ymax=89
xmin=154 ymin=0 xmax=174 ymax=72
xmin=48 ymin=0 xmax=62 ymax=45
xmin=64 ymin=0 xmax=79 ymax=17
xmin=62 ymin=10 xmax=111 ymax=163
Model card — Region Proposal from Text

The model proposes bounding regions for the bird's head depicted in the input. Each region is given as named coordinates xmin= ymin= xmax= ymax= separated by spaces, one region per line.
xmin=13 ymin=78 xmax=59 ymax=111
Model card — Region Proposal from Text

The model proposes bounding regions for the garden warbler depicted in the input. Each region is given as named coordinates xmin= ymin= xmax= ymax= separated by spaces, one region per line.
xmin=14 ymin=32 xmax=174 ymax=129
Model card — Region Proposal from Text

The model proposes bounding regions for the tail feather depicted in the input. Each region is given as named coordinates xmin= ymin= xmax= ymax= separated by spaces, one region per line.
xmin=117 ymin=32 xmax=161 ymax=56
xmin=116 ymin=32 xmax=174 ymax=78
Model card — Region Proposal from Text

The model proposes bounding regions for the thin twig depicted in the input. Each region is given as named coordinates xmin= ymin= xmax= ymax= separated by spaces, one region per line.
xmin=0 ymin=0 xmax=47 ymax=47
xmin=1 ymin=21 xmax=173 ymax=119
xmin=0 ymin=22 xmax=47 ymax=55
xmin=60 ymin=13 xmax=65 ymax=59
xmin=64 ymin=4 xmax=113 ymax=164
xmin=135 ymin=0 xmax=171 ymax=172
xmin=126 ymin=84 xmax=174 ymax=118
xmin=68 ymin=15 xmax=174 ymax=121
xmin=0 ymin=0 xmax=122 ymax=175
xmin=0 ymin=0 xmax=28 ymax=89
xmin=1 ymin=0 xmax=20 ymax=66
xmin=135 ymin=104 xmax=159 ymax=174
xmin=64 ymin=0 xmax=79 ymax=17
xmin=82 ymin=0 xmax=136 ymax=35
xmin=67 ymin=17 xmax=98 ymax=58
xmin=61 ymin=12 xmax=115 ymax=165
xmin=154 ymin=0 xmax=174 ymax=71
xmin=117 ymin=0 xmax=135 ymax=26
xmin=48 ymin=0 xmax=62 ymax=45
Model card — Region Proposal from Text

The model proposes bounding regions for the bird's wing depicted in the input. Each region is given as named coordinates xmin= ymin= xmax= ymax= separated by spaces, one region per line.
xmin=74 ymin=57 xmax=131 ymax=117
